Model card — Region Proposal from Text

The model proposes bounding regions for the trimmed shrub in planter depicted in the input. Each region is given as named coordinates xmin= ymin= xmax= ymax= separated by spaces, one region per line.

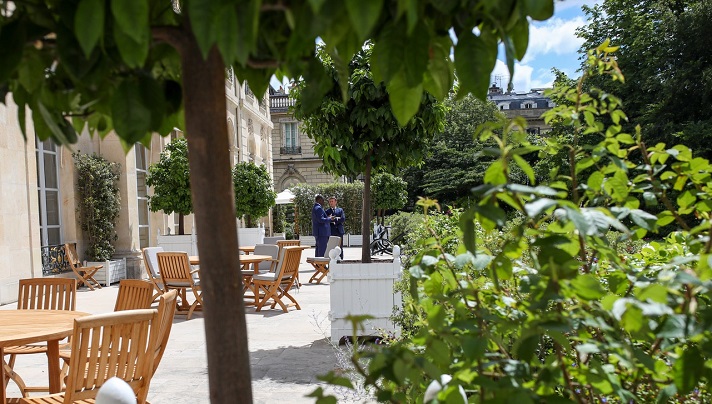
xmin=73 ymin=153 xmax=120 ymax=261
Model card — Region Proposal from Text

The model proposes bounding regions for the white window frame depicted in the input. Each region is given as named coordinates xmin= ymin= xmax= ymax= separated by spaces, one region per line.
xmin=36 ymin=138 xmax=62 ymax=247
xmin=135 ymin=144 xmax=150 ymax=249
xmin=284 ymin=122 xmax=298 ymax=148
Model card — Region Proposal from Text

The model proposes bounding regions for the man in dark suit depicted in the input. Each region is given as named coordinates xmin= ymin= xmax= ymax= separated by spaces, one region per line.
xmin=326 ymin=196 xmax=345 ymax=259
xmin=311 ymin=194 xmax=331 ymax=257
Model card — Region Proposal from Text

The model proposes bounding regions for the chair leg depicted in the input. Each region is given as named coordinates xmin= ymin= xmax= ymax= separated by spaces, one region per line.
xmin=254 ymin=284 xmax=279 ymax=312
xmin=3 ymin=357 xmax=31 ymax=398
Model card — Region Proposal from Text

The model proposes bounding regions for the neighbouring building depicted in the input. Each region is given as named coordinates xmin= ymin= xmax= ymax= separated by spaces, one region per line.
xmin=0 ymin=68 xmax=272 ymax=304
xmin=487 ymin=83 xmax=555 ymax=134
xmin=269 ymin=86 xmax=344 ymax=191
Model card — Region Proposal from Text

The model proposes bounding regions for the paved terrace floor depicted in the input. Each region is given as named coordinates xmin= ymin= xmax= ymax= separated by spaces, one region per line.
xmin=2 ymin=247 xmax=377 ymax=403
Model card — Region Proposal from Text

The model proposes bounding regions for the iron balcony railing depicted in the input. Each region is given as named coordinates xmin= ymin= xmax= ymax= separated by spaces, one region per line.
xmin=41 ymin=243 xmax=72 ymax=276
xmin=280 ymin=146 xmax=301 ymax=155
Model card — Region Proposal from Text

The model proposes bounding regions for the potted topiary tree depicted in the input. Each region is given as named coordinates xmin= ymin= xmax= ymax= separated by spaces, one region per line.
xmin=232 ymin=162 xmax=277 ymax=245
xmin=73 ymin=153 xmax=126 ymax=286
xmin=292 ymin=43 xmax=445 ymax=342
xmin=146 ymin=138 xmax=197 ymax=254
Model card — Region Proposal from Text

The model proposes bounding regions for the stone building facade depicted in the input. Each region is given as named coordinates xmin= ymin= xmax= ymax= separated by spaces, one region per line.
xmin=269 ymin=87 xmax=343 ymax=191
xmin=0 ymin=71 xmax=272 ymax=304
xmin=487 ymin=84 xmax=554 ymax=134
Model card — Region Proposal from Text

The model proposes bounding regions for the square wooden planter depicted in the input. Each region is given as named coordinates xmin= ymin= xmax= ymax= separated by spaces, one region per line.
xmin=328 ymin=246 xmax=402 ymax=343
xmin=84 ymin=258 xmax=127 ymax=287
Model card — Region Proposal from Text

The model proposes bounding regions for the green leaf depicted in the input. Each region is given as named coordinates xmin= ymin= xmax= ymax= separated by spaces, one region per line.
xmin=307 ymin=0 xmax=327 ymax=12
xmin=214 ymin=5 xmax=240 ymax=65
xmin=524 ymin=198 xmax=556 ymax=217
xmin=643 ymin=191 xmax=657 ymax=207
xmin=475 ymin=203 xmax=507 ymax=228
xmin=75 ymin=0 xmax=105 ymax=57
xmin=422 ymin=37 xmax=454 ymax=100
xmin=524 ymin=0 xmax=554 ymax=21
xmin=18 ymin=50 xmax=45 ymax=92
xmin=345 ymin=0 xmax=384 ymax=41
xmin=0 ymin=20 xmax=26 ymax=85
xmin=111 ymin=79 xmax=152 ymax=143
xmin=571 ymin=274 xmax=606 ymax=300
xmin=656 ymin=385 xmax=677 ymax=404
xmin=387 ymin=74 xmax=423 ymax=126
xmin=403 ymin=25 xmax=430 ymax=87
xmin=673 ymin=346 xmax=703 ymax=395
xmin=37 ymin=102 xmax=77 ymax=145
xmin=484 ymin=160 xmax=507 ymax=185
xmin=372 ymin=28 xmax=406 ymax=84
xmin=110 ymin=0 xmax=148 ymax=44
xmin=513 ymin=154 xmax=535 ymax=184
xmin=510 ymin=17 xmax=529 ymax=60
xmin=454 ymin=32 xmax=496 ymax=99
xmin=113 ymin=21 xmax=148 ymax=68
xmin=629 ymin=209 xmax=657 ymax=230
xmin=188 ymin=0 xmax=219 ymax=58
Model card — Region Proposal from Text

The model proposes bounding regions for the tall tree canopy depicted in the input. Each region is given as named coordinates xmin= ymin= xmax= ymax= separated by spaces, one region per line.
xmin=578 ymin=0 xmax=712 ymax=158
xmin=292 ymin=44 xmax=446 ymax=262
xmin=402 ymin=93 xmax=502 ymax=207
xmin=232 ymin=162 xmax=276 ymax=227
xmin=0 ymin=0 xmax=554 ymax=400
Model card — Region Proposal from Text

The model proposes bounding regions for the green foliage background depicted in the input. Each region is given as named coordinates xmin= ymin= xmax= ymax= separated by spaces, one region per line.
xmin=73 ymin=153 xmax=120 ymax=261
xmin=291 ymin=183 xmax=363 ymax=237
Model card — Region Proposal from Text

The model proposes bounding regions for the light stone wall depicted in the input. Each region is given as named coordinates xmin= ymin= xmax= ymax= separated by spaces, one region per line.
xmin=0 ymin=95 xmax=42 ymax=304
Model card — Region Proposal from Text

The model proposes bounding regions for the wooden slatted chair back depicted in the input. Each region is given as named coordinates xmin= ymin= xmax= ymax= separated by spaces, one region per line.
xmin=141 ymin=247 xmax=166 ymax=300
xmin=64 ymin=309 xmax=158 ymax=403
xmin=17 ymin=278 xmax=76 ymax=311
xmin=114 ymin=279 xmax=155 ymax=311
xmin=280 ymin=246 xmax=303 ymax=281
xmin=156 ymin=252 xmax=194 ymax=285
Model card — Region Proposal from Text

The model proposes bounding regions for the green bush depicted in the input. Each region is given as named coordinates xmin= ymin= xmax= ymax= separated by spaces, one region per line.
xmin=272 ymin=204 xmax=286 ymax=233
xmin=312 ymin=43 xmax=712 ymax=403
xmin=73 ymin=153 xmax=121 ymax=261
xmin=146 ymin=138 xmax=192 ymax=234
xmin=291 ymin=182 xmax=364 ymax=236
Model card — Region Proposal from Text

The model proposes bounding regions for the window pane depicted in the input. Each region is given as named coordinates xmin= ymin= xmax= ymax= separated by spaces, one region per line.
xmin=138 ymin=199 xmax=149 ymax=225
xmin=43 ymin=139 xmax=56 ymax=152
xmin=136 ymin=172 xmax=147 ymax=197
xmin=45 ymin=191 xmax=60 ymax=225
xmin=139 ymin=227 xmax=149 ymax=249
xmin=135 ymin=144 xmax=147 ymax=169
xmin=47 ymin=227 xmax=61 ymax=245
xmin=43 ymin=154 xmax=58 ymax=189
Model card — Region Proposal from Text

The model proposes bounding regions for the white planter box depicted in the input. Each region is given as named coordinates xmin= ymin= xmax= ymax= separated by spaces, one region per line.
xmin=157 ymin=234 xmax=198 ymax=255
xmin=328 ymin=246 xmax=402 ymax=343
xmin=84 ymin=258 xmax=127 ymax=287
xmin=238 ymin=227 xmax=265 ymax=246
xmin=346 ymin=234 xmax=372 ymax=246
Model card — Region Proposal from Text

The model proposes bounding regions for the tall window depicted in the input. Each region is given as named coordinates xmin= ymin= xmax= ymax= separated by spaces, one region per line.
xmin=284 ymin=123 xmax=298 ymax=148
xmin=36 ymin=138 xmax=61 ymax=246
xmin=135 ymin=144 xmax=150 ymax=249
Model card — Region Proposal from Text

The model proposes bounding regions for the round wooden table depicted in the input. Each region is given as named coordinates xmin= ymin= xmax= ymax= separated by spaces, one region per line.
xmin=0 ymin=310 xmax=89 ymax=403
xmin=238 ymin=246 xmax=255 ymax=254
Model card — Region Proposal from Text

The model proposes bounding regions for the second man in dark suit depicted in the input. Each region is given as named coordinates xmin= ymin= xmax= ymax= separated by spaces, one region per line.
xmin=326 ymin=196 xmax=345 ymax=259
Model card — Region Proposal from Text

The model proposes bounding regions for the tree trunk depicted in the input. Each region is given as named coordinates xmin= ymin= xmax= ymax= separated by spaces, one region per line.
xmin=180 ymin=40 xmax=252 ymax=401
xmin=361 ymin=153 xmax=372 ymax=263
xmin=178 ymin=212 xmax=184 ymax=235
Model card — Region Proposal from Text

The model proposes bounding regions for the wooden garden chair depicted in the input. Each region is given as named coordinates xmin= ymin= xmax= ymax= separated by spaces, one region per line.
xmin=251 ymin=246 xmax=304 ymax=312
xmin=19 ymin=309 xmax=159 ymax=404
xmin=64 ymin=243 xmax=102 ymax=290
xmin=241 ymin=244 xmax=279 ymax=298
xmin=57 ymin=279 xmax=156 ymax=383
xmin=307 ymin=236 xmax=341 ymax=284
xmin=141 ymin=246 xmax=166 ymax=302
xmin=156 ymin=252 xmax=203 ymax=320
xmin=2 ymin=278 xmax=76 ymax=398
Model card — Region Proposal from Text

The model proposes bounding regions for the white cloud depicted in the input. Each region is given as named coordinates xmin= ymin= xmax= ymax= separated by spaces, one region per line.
xmin=522 ymin=16 xmax=586 ymax=64
xmin=491 ymin=60 xmax=533 ymax=93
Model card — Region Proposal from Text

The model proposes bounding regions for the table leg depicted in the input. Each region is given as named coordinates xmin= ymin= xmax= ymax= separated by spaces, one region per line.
xmin=47 ymin=340 xmax=61 ymax=394
xmin=1 ymin=347 xmax=6 ymax=404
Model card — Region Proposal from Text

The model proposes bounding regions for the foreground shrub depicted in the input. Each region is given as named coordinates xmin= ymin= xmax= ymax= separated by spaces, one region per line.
xmin=312 ymin=42 xmax=712 ymax=403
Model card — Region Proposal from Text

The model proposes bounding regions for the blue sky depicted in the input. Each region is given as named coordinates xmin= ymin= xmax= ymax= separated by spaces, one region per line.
xmin=494 ymin=0 xmax=600 ymax=92
xmin=271 ymin=1 xmax=599 ymax=92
